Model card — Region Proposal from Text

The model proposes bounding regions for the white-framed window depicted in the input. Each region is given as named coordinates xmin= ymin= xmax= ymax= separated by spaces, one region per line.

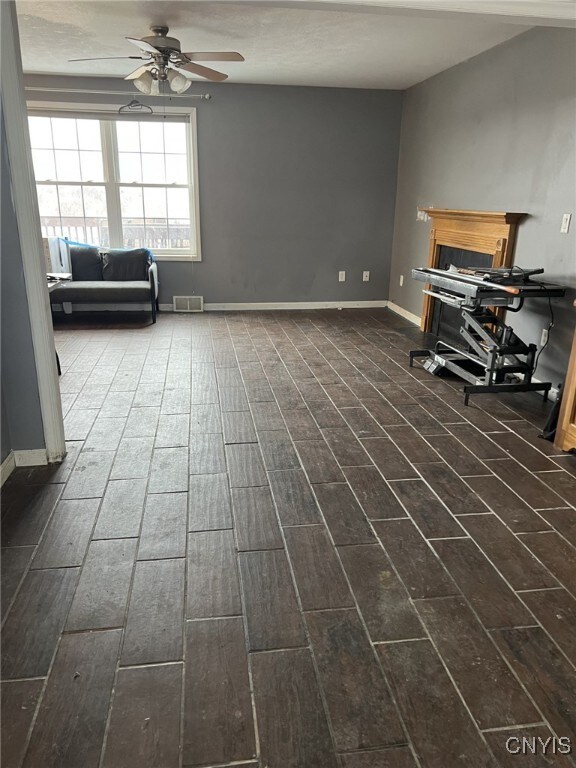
xmin=27 ymin=110 xmax=200 ymax=261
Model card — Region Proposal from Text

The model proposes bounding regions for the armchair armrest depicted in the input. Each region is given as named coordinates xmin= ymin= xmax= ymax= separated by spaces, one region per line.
xmin=148 ymin=261 xmax=159 ymax=301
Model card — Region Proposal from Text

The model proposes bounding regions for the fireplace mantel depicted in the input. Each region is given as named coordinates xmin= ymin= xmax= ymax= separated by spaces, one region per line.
xmin=419 ymin=208 xmax=528 ymax=332
xmin=421 ymin=209 xmax=526 ymax=226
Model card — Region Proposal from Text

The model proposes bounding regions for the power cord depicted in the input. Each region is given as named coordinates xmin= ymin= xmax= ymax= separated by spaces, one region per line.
xmin=532 ymin=295 xmax=555 ymax=375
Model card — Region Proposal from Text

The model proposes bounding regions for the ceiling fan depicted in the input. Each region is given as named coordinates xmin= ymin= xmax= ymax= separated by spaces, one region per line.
xmin=69 ymin=25 xmax=244 ymax=93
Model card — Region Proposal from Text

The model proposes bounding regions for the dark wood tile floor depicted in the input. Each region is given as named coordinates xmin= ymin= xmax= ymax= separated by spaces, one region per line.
xmin=2 ymin=308 xmax=576 ymax=768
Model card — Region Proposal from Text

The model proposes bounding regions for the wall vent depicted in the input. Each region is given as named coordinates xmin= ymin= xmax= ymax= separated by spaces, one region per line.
xmin=173 ymin=295 xmax=204 ymax=313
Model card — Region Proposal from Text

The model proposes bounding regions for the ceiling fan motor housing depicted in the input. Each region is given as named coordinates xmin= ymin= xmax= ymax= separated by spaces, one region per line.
xmin=114 ymin=24 xmax=239 ymax=85
xmin=142 ymin=26 xmax=181 ymax=53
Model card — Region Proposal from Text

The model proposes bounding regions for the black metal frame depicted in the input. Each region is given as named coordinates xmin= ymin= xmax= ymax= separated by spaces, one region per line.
xmin=409 ymin=347 xmax=551 ymax=405
xmin=409 ymin=267 xmax=564 ymax=405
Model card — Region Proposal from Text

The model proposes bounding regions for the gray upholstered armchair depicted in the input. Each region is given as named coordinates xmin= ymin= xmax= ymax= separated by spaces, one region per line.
xmin=49 ymin=246 xmax=159 ymax=323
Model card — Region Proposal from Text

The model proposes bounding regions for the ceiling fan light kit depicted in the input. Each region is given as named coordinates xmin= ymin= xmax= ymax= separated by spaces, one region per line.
xmin=167 ymin=69 xmax=192 ymax=94
xmin=133 ymin=70 xmax=157 ymax=95
xmin=70 ymin=25 xmax=244 ymax=93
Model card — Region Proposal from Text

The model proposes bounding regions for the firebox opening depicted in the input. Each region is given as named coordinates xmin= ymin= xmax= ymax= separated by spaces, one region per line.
xmin=430 ymin=245 xmax=493 ymax=347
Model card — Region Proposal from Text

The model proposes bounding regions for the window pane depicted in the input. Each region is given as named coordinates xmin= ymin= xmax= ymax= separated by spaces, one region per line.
xmin=164 ymin=123 xmax=187 ymax=153
xmin=80 ymin=151 xmax=104 ymax=182
xmin=116 ymin=121 xmax=140 ymax=152
xmin=28 ymin=117 xmax=53 ymax=149
xmin=146 ymin=220 xmax=169 ymax=249
xmin=32 ymin=149 xmax=56 ymax=181
xmin=51 ymin=118 xmax=78 ymax=149
xmin=77 ymin=119 xmax=101 ymax=150
xmin=120 ymin=186 xmax=144 ymax=217
xmin=39 ymin=218 xmax=109 ymax=244
xmin=59 ymin=220 xmax=87 ymax=242
xmin=167 ymin=187 xmax=190 ymax=219
xmin=36 ymin=185 xmax=60 ymax=216
xmin=84 ymin=220 xmax=109 ymax=247
xmin=37 ymin=178 xmax=109 ymax=247
xmin=122 ymin=222 xmax=146 ymax=249
xmin=141 ymin=153 xmax=165 ymax=183
xmin=165 ymin=154 xmax=188 ymax=184
xmin=58 ymin=185 xmax=83 ymax=216
xmin=167 ymin=220 xmax=191 ymax=249
xmin=140 ymin=122 xmax=163 ymax=153
xmin=55 ymin=150 xmax=81 ymax=181
xmin=82 ymin=186 xmax=107 ymax=217
xmin=143 ymin=187 xmax=167 ymax=218
xmin=118 ymin=153 xmax=142 ymax=183
xmin=53 ymin=218 xmax=109 ymax=246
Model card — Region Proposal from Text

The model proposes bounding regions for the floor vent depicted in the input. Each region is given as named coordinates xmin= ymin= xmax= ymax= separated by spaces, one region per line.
xmin=173 ymin=295 xmax=204 ymax=313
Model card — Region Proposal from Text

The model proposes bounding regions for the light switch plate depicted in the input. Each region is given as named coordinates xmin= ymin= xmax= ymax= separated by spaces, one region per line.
xmin=561 ymin=213 xmax=572 ymax=234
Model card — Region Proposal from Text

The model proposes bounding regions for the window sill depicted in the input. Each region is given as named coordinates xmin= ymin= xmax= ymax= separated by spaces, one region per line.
xmin=153 ymin=254 xmax=201 ymax=263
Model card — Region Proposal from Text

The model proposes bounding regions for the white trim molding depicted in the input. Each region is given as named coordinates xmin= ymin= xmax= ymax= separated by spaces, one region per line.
xmin=1 ymin=452 xmax=16 ymax=487
xmin=14 ymin=449 xmax=48 ymax=467
xmin=2 ymin=447 xmax=57 ymax=485
xmin=1 ymin=2 xmax=66 ymax=463
xmin=154 ymin=254 xmax=201 ymax=263
xmin=386 ymin=301 xmax=421 ymax=325
xmin=161 ymin=300 xmax=389 ymax=312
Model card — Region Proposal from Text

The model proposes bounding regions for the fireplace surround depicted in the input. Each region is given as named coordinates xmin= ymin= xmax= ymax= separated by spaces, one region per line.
xmin=419 ymin=209 xmax=527 ymax=333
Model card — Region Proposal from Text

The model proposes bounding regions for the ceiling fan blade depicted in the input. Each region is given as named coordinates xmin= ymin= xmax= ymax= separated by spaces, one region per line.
xmin=69 ymin=56 xmax=147 ymax=62
xmin=177 ymin=62 xmax=228 ymax=82
xmin=126 ymin=37 xmax=159 ymax=54
xmin=125 ymin=65 xmax=150 ymax=81
xmin=181 ymin=52 xmax=244 ymax=62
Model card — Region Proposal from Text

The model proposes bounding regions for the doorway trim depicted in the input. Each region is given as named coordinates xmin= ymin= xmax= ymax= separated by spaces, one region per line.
xmin=1 ymin=2 xmax=65 ymax=463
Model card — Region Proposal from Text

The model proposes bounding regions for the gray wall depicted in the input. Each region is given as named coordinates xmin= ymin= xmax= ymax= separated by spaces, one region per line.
xmin=390 ymin=28 xmax=576 ymax=385
xmin=1 ymin=389 xmax=11 ymax=463
xmin=25 ymin=76 xmax=402 ymax=305
xmin=1 ymin=107 xmax=46 ymax=458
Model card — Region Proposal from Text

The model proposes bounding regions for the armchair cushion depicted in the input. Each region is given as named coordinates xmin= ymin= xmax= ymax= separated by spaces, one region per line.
xmin=50 ymin=281 xmax=152 ymax=303
xmin=102 ymin=248 xmax=153 ymax=282
xmin=70 ymin=246 xmax=103 ymax=281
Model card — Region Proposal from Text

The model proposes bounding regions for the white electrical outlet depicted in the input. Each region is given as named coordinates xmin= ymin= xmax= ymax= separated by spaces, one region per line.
xmin=561 ymin=213 xmax=572 ymax=234
xmin=338 ymin=271 xmax=346 ymax=282
xmin=399 ymin=274 xmax=404 ymax=287
xmin=540 ymin=328 xmax=549 ymax=346
xmin=363 ymin=271 xmax=370 ymax=282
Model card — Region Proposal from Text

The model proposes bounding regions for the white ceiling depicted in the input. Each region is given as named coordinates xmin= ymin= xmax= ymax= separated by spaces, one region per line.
xmin=15 ymin=0 xmax=574 ymax=89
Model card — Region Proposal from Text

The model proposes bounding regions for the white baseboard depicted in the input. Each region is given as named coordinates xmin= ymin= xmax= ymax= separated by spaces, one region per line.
xmin=386 ymin=301 xmax=421 ymax=326
xmin=14 ymin=449 xmax=48 ymax=467
xmin=160 ymin=300 xmax=389 ymax=312
xmin=205 ymin=301 xmax=390 ymax=311
xmin=1 ymin=452 xmax=16 ymax=486
xmin=547 ymin=386 xmax=560 ymax=403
